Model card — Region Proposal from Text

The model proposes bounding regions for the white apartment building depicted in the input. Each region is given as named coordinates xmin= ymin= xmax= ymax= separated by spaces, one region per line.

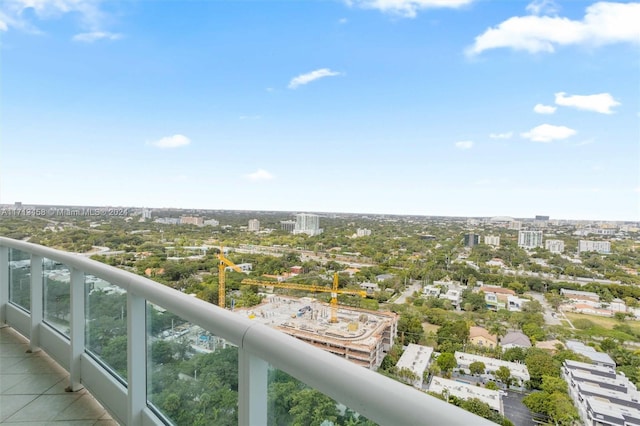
xmin=545 ymin=239 xmax=565 ymax=254
xmin=578 ymin=240 xmax=611 ymax=254
xmin=356 ymin=228 xmax=372 ymax=237
xmin=204 ymin=218 xmax=219 ymax=226
xmin=395 ymin=344 xmax=433 ymax=389
xmin=484 ymin=235 xmax=500 ymax=247
xmin=248 ymin=219 xmax=260 ymax=232
xmin=563 ymin=360 xmax=640 ymax=426
xmin=455 ymin=352 xmax=530 ymax=386
xmin=293 ymin=213 xmax=323 ymax=236
xmin=280 ymin=220 xmax=296 ymax=232
xmin=429 ymin=377 xmax=503 ymax=414
xmin=518 ymin=230 xmax=543 ymax=249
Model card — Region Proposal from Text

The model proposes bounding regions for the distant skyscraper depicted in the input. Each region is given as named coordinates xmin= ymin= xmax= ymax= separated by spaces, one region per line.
xmin=464 ymin=233 xmax=479 ymax=248
xmin=545 ymin=239 xmax=565 ymax=254
xmin=180 ymin=216 xmax=204 ymax=226
xmin=293 ymin=213 xmax=323 ymax=236
xmin=484 ymin=235 xmax=500 ymax=247
xmin=248 ymin=219 xmax=260 ymax=232
xmin=518 ymin=230 xmax=543 ymax=249
xmin=508 ymin=221 xmax=522 ymax=230
xmin=578 ymin=240 xmax=611 ymax=254
xmin=280 ymin=220 xmax=296 ymax=232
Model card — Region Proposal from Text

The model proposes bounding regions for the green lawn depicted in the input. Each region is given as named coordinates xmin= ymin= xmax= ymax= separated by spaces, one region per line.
xmin=564 ymin=312 xmax=640 ymax=332
xmin=422 ymin=322 xmax=440 ymax=334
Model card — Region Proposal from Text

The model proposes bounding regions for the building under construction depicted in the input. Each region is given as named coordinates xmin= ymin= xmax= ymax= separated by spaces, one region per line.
xmin=234 ymin=295 xmax=398 ymax=369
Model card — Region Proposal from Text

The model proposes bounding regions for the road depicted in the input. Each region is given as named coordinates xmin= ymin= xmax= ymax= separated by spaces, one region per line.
xmin=525 ymin=292 xmax=561 ymax=326
xmin=394 ymin=281 xmax=423 ymax=304
xmin=502 ymin=391 xmax=537 ymax=426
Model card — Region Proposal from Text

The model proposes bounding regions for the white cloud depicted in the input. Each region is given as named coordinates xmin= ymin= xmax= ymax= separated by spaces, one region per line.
xmin=533 ymin=104 xmax=557 ymax=114
xmin=288 ymin=68 xmax=342 ymax=89
xmin=554 ymin=91 xmax=620 ymax=114
xmin=467 ymin=2 xmax=640 ymax=56
xmin=489 ymin=132 xmax=513 ymax=139
xmin=72 ymin=31 xmax=122 ymax=42
xmin=148 ymin=134 xmax=191 ymax=149
xmin=525 ymin=0 xmax=559 ymax=16
xmin=245 ymin=169 xmax=274 ymax=181
xmin=2 ymin=0 xmax=116 ymax=37
xmin=0 ymin=17 xmax=7 ymax=31
xmin=338 ymin=17 xmax=348 ymax=24
xmin=574 ymin=138 xmax=595 ymax=147
xmin=455 ymin=140 xmax=474 ymax=149
xmin=345 ymin=0 xmax=474 ymax=18
xmin=521 ymin=124 xmax=576 ymax=142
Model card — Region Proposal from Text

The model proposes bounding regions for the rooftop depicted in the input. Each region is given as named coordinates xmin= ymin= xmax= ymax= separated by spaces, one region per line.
xmin=455 ymin=352 xmax=530 ymax=381
xmin=233 ymin=294 xmax=397 ymax=368
xmin=501 ymin=331 xmax=532 ymax=348
xmin=396 ymin=344 xmax=434 ymax=387
xmin=565 ymin=341 xmax=616 ymax=367
xmin=429 ymin=377 xmax=503 ymax=413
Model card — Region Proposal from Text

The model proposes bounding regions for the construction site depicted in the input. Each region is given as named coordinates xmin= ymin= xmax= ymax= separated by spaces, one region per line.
xmin=217 ymin=248 xmax=398 ymax=369
xmin=233 ymin=294 xmax=398 ymax=369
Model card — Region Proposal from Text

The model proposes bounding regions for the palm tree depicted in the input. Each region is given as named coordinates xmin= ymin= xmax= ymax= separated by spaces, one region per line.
xmin=488 ymin=321 xmax=507 ymax=343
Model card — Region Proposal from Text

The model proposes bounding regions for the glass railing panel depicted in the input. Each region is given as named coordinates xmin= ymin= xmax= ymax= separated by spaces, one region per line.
xmin=85 ymin=274 xmax=128 ymax=382
xmin=8 ymin=248 xmax=31 ymax=311
xmin=43 ymin=258 xmax=71 ymax=337
xmin=146 ymin=303 xmax=238 ymax=425
xmin=267 ymin=367 xmax=378 ymax=426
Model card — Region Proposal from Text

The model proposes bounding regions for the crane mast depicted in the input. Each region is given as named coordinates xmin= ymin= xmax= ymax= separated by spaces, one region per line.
xmin=217 ymin=247 xmax=244 ymax=309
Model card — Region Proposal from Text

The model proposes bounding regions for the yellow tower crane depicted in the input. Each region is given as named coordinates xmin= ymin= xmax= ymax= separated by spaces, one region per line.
xmin=241 ymin=272 xmax=366 ymax=323
xmin=217 ymin=247 xmax=244 ymax=309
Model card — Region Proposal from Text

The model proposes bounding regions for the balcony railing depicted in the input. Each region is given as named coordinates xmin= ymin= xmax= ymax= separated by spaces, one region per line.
xmin=0 ymin=237 xmax=493 ymax=425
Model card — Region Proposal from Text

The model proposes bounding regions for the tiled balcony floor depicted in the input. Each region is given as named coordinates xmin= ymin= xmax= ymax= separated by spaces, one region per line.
xmin=0 ymin=326 xmax=118 ymax=425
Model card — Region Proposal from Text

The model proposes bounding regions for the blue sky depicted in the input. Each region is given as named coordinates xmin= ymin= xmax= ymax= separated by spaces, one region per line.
xmin=1 ymin=0 xmax=639 ymax=220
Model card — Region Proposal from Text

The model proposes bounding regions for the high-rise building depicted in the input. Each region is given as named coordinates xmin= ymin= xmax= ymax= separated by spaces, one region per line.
xmin=248 ymin=219 xmax=260 ymax=232
xmin=356 ymin=228 xmax=372 ymax=237
xmin=180 ymin=216 xmax=204 ymax=226
xmin=293 ymin=213 xmax=323 ymax=236
xmin=464 ymin=233 xmax=479 ymax=247
xmin=508 ymin=221 xmax=522 ymax=230
xmin=518 ymin=230 xmax=543 ymax=249
xmin=545 ymin=239 xmax=565 ymax=254
xmin=578 ymin=240 xmax=611 ymax=254
xmin=484 ymin=235 xmax=500 ymax=247
xmin=204 ymin=218 xmax=219 ymax=227
xmin=280 ymin=220 xmax=296 ymax=232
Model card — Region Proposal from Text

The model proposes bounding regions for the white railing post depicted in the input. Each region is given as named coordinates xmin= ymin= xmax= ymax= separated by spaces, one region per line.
xmin=127 ymin=292 xmax=146 ymax=426
xmin=238 ymin=348 xmax=268 ymax=426
xmin=0 ymin=246 xmax=8 ymax=326
xmin=29 ymin=254 xmax=43 ymax=352
xmin=67 ymin=267 xmax=85 ymax=392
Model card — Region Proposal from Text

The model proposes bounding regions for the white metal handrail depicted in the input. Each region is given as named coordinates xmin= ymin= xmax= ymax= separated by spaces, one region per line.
xmin=0 ymin=237 xmax=493 ymax=426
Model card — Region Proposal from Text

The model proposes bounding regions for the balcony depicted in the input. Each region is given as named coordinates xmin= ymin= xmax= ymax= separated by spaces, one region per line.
xmin=0 ymin=237 xmax=493 ymax=425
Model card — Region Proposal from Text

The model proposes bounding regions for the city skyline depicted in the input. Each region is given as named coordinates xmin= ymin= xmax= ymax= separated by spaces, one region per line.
xmin=1 ymin=0 xmax=639 ymax=221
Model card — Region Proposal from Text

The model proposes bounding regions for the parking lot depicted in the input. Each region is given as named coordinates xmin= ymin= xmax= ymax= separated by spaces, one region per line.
xmin=503 ymin=391 xmax=537 ymax=426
